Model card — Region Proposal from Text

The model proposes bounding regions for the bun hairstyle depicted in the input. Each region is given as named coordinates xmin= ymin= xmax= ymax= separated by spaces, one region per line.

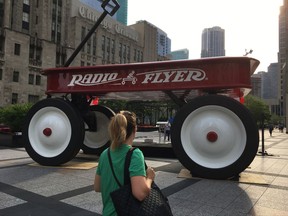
xmin=109 ymin=111 xmax=137 ymax=150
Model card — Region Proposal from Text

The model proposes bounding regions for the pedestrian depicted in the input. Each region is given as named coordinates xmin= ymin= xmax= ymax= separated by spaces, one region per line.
xmin=94 ymin=110 xmax=156 ymax=216
xmin=269 ymin=124 xmax=274 ymax=136
xmin=279 ymin=124 xmax=284 ymax=133
xmin=164 ymin=121 xmax=171 ymax=141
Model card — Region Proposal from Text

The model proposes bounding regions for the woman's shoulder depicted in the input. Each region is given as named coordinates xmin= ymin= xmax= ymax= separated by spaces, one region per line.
xmin=131 ymin=147 xmax=144 ymax=159
xmin=99 ymin=148 xmax=109 ymax=160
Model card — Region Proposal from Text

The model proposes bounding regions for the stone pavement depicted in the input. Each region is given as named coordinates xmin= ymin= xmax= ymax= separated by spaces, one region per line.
xmin=0 ymin=129 xmax=288 ymax=215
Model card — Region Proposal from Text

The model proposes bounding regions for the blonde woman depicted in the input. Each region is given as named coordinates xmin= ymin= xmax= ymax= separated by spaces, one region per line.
xmin=94 ymin=111 xmax=155 ymax=216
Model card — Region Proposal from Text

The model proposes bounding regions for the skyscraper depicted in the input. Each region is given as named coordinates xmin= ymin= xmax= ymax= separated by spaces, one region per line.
xmin=171 ymin=49 xmax=189 ymax=60
xmin=201 ymin=26 xmax=225 ymax=58
xmin=79 ymin=0 xmax=127 ymax=25
xmin=117 ymin=0 xmax=128 ymax=25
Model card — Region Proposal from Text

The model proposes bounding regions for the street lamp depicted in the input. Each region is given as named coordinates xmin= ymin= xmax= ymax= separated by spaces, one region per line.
xmin=243 ymin=49 xmax=253 ymax=56
xmin=64 ymin=0 xmax=120 ymax=67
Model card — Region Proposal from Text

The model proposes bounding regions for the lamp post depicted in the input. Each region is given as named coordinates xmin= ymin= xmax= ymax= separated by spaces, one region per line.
xmin=64 ymin=0 xmax=120 ymax=67
xmin=243 ymin=49 xmax=253 ymax=56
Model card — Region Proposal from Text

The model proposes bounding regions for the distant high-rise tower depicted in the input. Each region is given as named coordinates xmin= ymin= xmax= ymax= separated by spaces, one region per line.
xmin=171 ymin=49 xmax=189 ymax=60
xmin=117 ymin=0 xmax=128 ymax=25
xmin=201 ymin=26 xmax=225 ymax=58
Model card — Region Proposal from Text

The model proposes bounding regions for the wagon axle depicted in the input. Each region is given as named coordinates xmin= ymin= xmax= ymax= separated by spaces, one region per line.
xmin=43 ymin=128 xmax=52 ymax=137
xmin=206 ymin=131 xmax=218 ymax=143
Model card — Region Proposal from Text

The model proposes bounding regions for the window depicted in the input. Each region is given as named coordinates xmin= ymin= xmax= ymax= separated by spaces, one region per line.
xmin=23 ymin=12 xmax=29 ymax=22
xmin=92 ymin=34 xmax=96 ymax=56
xmin=86 ymin=29 xmax=91 ymax=54
xmin=35 ymin=47 xmax=42 ymax=61
xmin=14 ymin=43 xmax=21 ymax=55
xmin=36 ymin=75 xmax=41 ymax=85
xmin=28 ymin=95 xmax=39 ymax=103
xmin=13 ymin=71 xmax=19 ymax=82
xmin=12 ymin=93 xmax=18 ymax=104
xmin=28 ymin=74 xmax=34 ymax=84
xmin=0 ymin=37 xmax=4 ymax=53
xmin=0 ymin=68 xmax=2 ymax=80
xmin=23 ymin=0 xmax=30 ymax=5
xmin=81 ymin=27 xmax=86 ymax=52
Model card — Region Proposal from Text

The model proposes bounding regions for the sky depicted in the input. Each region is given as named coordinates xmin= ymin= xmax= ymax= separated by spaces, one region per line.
xmin=127 ymin=0 xmax=283 ymax=73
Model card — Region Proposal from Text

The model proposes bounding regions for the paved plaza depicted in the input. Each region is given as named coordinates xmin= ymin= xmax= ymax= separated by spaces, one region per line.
xmin=1 ymin=129 xmax=288 ymax=215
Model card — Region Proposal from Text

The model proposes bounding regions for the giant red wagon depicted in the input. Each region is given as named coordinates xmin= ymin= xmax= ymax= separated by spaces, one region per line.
xmin=22 ymin=56 xmax=260 ymax=179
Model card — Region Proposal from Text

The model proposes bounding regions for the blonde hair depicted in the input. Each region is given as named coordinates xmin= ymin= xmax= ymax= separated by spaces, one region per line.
xmin=109 ymin=111 xmax=137 ymax=150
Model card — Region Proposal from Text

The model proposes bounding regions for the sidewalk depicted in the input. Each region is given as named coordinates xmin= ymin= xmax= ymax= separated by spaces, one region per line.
xmin=0 ymin=129 xmax=288 ymax=215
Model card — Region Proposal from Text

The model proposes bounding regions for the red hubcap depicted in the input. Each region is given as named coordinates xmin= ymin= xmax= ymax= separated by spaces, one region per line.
xmin=207 ymin=131 xmax=218 ymax=142
xmin=43 ymin=128 xmax=52 ymax=137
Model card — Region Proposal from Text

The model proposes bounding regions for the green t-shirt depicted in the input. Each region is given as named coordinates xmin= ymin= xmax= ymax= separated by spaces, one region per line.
xmin=96 ymin=144 xmax=146 ymax=216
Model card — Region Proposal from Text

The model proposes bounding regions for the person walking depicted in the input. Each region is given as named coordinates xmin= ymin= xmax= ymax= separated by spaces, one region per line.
xmin=269 ymin=124 xmax=274 ymax=136
xmin=164 ymin=122 xmax=171 ymax=141
xmin=94 ymin=111 xmax=155 ymax=216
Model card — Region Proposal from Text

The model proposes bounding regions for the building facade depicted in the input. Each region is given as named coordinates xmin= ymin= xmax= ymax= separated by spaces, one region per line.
xmin=157 ymin=28 xmax=171 ymax=58
xmin=116 ymin=0 xmax=128 ymax=25
xmin=279 ymin=1 xmax=288 ymax=124
xmin=0 ymin=0 xmax=170 ymax=106
xmin=250 ymin=73 xmax=262 ymax=98
xmin=201 ymin=26 xmax=225 ymax=58
xmin=171 ymin=48 xmax=189 ymax=60
xmin=260 ymin=63 xmax=281 ymax=115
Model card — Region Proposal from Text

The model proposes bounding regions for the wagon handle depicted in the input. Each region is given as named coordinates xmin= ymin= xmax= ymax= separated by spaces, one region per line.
xmin=64 ymin=0 xmax=120 ymax=67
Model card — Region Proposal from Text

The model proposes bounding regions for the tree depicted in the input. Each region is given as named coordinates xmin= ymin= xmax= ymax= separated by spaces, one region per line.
xmin=0 ymin=103 xmax=33 ymax=132
xmin=244 ymin=95 xmax=270 ymax=126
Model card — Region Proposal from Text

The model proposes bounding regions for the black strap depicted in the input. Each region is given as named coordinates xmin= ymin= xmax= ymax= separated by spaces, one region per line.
xmin=108 ymin=147 xmax=137 ymax=187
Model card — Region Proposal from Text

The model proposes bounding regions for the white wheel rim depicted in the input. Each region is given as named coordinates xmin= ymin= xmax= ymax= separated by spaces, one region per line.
xmin=84 ymin=111 xmax=110 ymax=148
xmin=181 ymin=105 xmax=246 ymax=169
xmin=28 ymin=107 xmax=72 ymax=157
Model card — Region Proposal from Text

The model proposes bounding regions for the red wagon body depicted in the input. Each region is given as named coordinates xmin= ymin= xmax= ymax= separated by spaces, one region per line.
xmin=43 ymin=57 xmax=259 ymax=102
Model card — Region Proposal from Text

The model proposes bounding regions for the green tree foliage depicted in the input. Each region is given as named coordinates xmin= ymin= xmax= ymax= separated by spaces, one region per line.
xmin=0 ymin=103 xmax=33 ymax=132
xmin=244 ymin=95 xmax=271 ymax=125
xmin=99 ymin=100 xmax=127 ymax=113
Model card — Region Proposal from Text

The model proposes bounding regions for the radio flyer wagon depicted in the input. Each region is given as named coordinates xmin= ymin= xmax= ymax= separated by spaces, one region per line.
xmin=22 ymin=0 xmax=260 ymax=179
xmin=23 ymin=56 xmax=260 ymax=179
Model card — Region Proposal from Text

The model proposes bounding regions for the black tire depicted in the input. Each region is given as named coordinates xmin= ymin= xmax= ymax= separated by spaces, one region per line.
xmin=171 ymin=95 xmax=259 ymax=179
xmin=81 ymin=105 xmax=115 ymax=155
xmin=23 ymin=98 xmax=85 ymax=166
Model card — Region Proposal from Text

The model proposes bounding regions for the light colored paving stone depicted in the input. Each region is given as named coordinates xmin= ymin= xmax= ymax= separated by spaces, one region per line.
xmin=0 ymin=192 xmax=26 ymax=209
xmin=255 ymin=187 xmax=288 ymax=212
xmin=249 ymin=205 xmax=288 ymax=216
xmin=62 ymin=191 xmax=103 ymax=214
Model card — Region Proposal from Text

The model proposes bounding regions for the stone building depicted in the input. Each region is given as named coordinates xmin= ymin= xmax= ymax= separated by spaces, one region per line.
xmin=0 ymin=0 xmax=169 ymax=106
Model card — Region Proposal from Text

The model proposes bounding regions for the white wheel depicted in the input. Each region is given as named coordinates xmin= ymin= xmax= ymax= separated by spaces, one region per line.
xmin=23 ymin=98 xmax=85 ymax=165
xmin=28 ymin=107 xmax=72 ymax=158
xmin=171 ymin=95 xmax=259 ymax=179
xmin=181 ymin=105 xmax=246 ymax=169
xmin=82 ymin=105 xmax=115 ymax=154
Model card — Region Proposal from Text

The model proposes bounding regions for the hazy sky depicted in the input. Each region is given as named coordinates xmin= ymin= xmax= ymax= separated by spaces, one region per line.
xmin=127 ymin=0 xmax=283 ymax=72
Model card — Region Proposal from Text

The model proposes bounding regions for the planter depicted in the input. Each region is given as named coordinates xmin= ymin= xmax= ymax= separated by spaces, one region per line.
xmin=137 ymin=125 xmax=159 ymax=132
xmin=0 ymin=132 xmax=23 ymax=147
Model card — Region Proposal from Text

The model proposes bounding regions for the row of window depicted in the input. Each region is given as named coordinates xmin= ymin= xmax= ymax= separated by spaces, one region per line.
xmin=11 ymin=93 xmax=40 ymax=104
xmin=0 ymin=69 xmax=41 ymax=85
xmin=101 ymin=35 xmax=143 ymax=64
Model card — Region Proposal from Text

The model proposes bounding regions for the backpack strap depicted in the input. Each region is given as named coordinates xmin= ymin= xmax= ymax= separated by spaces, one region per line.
xmin=108 ymin=147 xmax=138 ymax=187
xmin=107 ymin=148 xmax=121 ymax=187
xmin=124 ymin=147 xmax=138 ymax=185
